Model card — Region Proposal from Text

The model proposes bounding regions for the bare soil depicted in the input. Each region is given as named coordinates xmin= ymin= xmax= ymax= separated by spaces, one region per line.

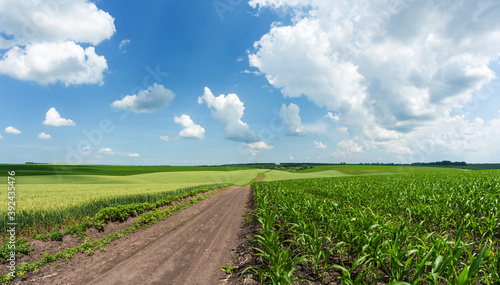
xmin=2 ymin=187 xmax=224 ymax=274
xmin=19 ymin=186 xmax=253 ymax=285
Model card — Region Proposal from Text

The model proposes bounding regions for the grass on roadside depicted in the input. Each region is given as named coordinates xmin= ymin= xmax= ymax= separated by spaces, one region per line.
xmin=0 ymin=185 xmax=229 ymax=283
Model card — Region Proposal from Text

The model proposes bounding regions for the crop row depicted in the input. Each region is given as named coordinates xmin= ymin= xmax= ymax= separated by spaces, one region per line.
xmin=0 ymin=185 xmax=227 ymax=283
xmin=248 ymin=170 xmax=500 ymax=284
xmin=0 ymin=183 xmax=227 ymax=241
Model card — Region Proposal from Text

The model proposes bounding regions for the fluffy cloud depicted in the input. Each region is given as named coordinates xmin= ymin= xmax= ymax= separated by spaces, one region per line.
xmin=249 ymin=0 xmax=500 ymax=158
xmin=112 ymin=83 xmax=175 ymax=114
xmin=0 ymin=1 xmax=115 ymax=45
xmin=43 ymin=108 xmax=76 ymax=127
xmin=160 ymin=136 xmax=175 ymax=142
xmin=332 ymin=140 xmax=364 ymax=159
xmin=5 ymin=126 xmax=21 ymax=135
xmin=174 ymin=115 xmax=205 ymax=139
xmin=96 ymin=148 xmax=140 ymax=158
xmin=245 ymin=141 xmax=275 ymax=155
xmin=314 ymin=140 xmax=327 ymax=150
xmin=99 ymin=148 xmax=114 ymax=155
xmin=38 ymin=132 xmax=52 ymax=140
xmin=119 ymin=39 xmax=130 ymax=51
xmin=0 ymin=42 xmax=107 ymax=86
xmin=0 ymin=0 xmax=115 ymax=85
xmin=198 ymin=87 xmax=257 ymax=142
xmin=325 ymin=112 xmax=339 ymax=122
xmin=280 ymin=103 xmax=305 ymax=136
xmin=399 ymin=112 xmax=500 ymax=161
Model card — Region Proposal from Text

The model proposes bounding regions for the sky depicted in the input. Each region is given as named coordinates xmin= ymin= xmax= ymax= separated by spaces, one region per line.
xmin=1 ymin=0 xmax=500 ymax=165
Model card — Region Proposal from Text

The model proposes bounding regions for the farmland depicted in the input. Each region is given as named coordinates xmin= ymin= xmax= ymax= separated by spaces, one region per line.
xmin=262 ymin=169 xmax=347 ymax=181
xmin=260 ymin=165 xmax=459 ymax=181
xmin=1 ymin=163 xmax=499 ymax=284
xmin=249 ymin=170 xmax=500 ymax=283
xmin=290 ymin=164 xmax=464 ymax=175
xmin=0 ymin=164 xmax=466 ymax=237
xmin=0 ymin=166 xmax=263 ymax=237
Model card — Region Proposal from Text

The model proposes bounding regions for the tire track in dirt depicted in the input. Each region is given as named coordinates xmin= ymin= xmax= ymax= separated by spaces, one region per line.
xmin=79 ymin=186 xmax=251 ymax=285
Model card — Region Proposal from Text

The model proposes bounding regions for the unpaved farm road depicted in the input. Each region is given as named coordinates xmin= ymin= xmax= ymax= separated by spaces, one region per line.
xmin=31 ymin=186 xmax=252 ymax=285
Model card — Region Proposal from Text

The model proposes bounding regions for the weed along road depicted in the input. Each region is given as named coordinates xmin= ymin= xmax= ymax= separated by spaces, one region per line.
xmin=35 ymin=186 xmax=251 ymax=285
xmin=90 ymin=186 xmax=249 ymax=285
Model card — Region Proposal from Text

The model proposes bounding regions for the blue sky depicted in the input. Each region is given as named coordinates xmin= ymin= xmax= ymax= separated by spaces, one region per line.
xmin=1 ymin=0 xmax=500 ymax=165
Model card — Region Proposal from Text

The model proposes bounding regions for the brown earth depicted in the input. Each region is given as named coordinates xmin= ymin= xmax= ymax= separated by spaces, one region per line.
xmin=22 ymin=185 xmax=254 ymax=285
xmin=255 ymin=173 xmax=263 ymax=182
xmin=8 ymin=187 xmax=225 ymax=271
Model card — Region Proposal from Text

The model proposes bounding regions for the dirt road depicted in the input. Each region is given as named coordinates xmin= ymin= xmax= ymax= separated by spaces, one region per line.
xmin=32 ymin=186 xmax=252 ymax=285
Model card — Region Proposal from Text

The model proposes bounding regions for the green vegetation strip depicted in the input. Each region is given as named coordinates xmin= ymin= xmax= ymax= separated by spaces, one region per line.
xmin=0 ymin=183 xmax=230 ymax=239
xmin=247 ymin=170 xmax=500 ymax=284
xmin=0 ymin=164 xmax=257 ymax=177
xmin=0 ymin=186 xmax=227 ymax=283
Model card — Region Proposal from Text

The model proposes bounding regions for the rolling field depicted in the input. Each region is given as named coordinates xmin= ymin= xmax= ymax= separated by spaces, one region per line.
xmin=262 ymin=169 xmax=348 ymax=181
xmin=1 ymin=163 xmax=461 ymax=237
xmin=0 ymin=164 xmax=253 ymax=177
xmin=1 ymin=167 xmax=263 ymax=236
xmin=295 ymin=164 xmax=461 ymax=175
xmin=250 ymin=170 xmax=500 ymax=283
xmin=261 ymin=164 xmax=460 ymax=181
xmin=0 ymin=163 xmax=465 ymax=238
xmin=1 ymin=163 xmax=498 ymax=283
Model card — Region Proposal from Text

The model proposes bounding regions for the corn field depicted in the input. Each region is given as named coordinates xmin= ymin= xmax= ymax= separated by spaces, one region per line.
xmin=0 ymin=169 xmax=263 ymax=239
xmin=249 ymin=170 xmax=500 ymax=284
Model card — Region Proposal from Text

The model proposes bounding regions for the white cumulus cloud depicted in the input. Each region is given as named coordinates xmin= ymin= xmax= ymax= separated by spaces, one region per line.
xmin=99 ymin=148 xmax=114 ymax=155
xmin=5 ymin=126 xmax=21 ymax=135
xmin=174 ymin=115 xmax=205 ymax=140
xmin=38 ymin=132 xmax=52 ymax=140
xmin=280 ymin=103 xmax=305 ymax=136
xmin=160 ymin=136 xmax=175 ymax=142
xmin=112 ymin=83 xmax=175 ymax=114
xmin=119 ymin=39 xmax=130 ymax=51
xmin=43 ymin=108 xmax=76 ymax=127
xmin=128 ymin=153 xmax=140 ymax=158
xmin=198 ymin=87 xmax=257 ymax=142
xmin=0 ymin=0 xmax=115 ymax=85
xmin=245 ymin=141 xmax=274 ymax=155
xmin=0 ymin=42 xmax=108 ymax=86
xmin=249 ymin=0 xmax=500 ymax=159
xmin=325 ymin=112 xmax=339 ymax=122
xmin=314 ymin=140 xmax=327 ymax=150
xmin=332 ymin=140 xmax=364 ymax=159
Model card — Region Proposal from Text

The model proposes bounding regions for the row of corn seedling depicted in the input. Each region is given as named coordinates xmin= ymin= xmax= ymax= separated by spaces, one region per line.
xmin=247 ymin=170 xmax=500 ymax=284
